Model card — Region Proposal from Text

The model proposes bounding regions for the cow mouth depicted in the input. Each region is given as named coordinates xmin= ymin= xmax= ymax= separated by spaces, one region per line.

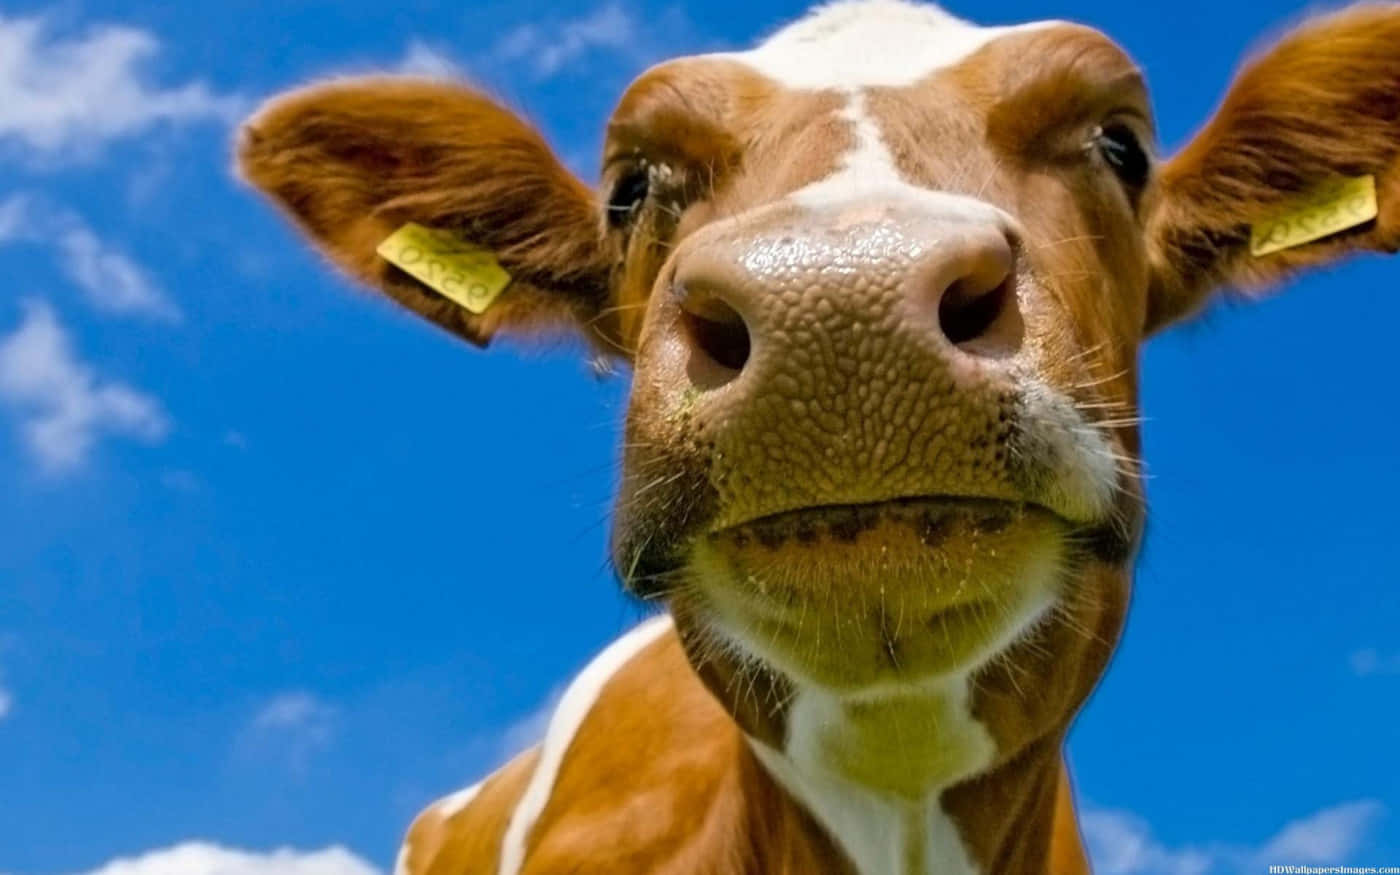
xmin=681 ymin=496 xmax=1071 ymax=690
xmin=707 ymin=495 xmax=1058 ymax=549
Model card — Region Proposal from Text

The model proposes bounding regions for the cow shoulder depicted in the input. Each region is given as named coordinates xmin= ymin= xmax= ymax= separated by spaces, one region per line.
xmin=396 ymin=747 xmax=542 ymax=875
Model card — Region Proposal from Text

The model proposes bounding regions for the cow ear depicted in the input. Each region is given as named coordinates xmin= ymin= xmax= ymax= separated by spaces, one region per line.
xmin=237 ymin=77 xmax=623 ymax=353
xmin=1144 ymin=5 xmax=1400 ymax=334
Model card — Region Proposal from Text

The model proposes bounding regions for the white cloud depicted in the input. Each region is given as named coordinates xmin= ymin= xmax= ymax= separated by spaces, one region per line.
xmin=0 ymin=13 xmax=245 ymax=161
xmin=1350 ymin=648 xmax=1400 ymax=677
xmin=0 ymin=300 xmax=170 ymax=474
xmin=71 ymin=841 xmax=378 ymax=875
xmin=1084 ymin=800 xmax=1386 ymax=875
xmin=57 ymin=224 xmax=178 ymax=321
xmin=1257 ymin=801 xmax=1387 ymax=864
xmin=494 ymin=686 xmax=564 ymax=761
xmin=396 ymin=41 xmax=460 ymax=79
xmin=0 ymin=636 xmax=14 ymax=722
xmin=0 ymin=194 xmax=178 ymax=322
xmin=392 ymin=4 xmax=704 ymax=95
xmin=490 ymin=2 xmax=638 ymax=78
xmin=0 ymin=196 xmax=23 ymax=238
xmin=246 ymin=692 xmax=339 ymax=772
xmin=1084 ymin=808 xmax=1213 ymax=875
xmin=253 ymin=692 xmax=336 ymax=734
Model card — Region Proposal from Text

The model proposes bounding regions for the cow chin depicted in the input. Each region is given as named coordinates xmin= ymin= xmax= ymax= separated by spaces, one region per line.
xmin=678 ymin=498 xmax=1069 ymax=692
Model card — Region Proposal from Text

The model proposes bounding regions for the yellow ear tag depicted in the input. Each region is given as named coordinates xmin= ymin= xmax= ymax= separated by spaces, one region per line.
xmin=376 ymin=223 xmax=512 ymax=314
xmin=1250 ymin=175 xmax=1378 ymax=257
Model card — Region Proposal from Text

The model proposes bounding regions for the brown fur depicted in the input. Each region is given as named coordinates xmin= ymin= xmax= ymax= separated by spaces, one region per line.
xmin=402 ymin=749 xmax=540 ymax=875
xmin=403 ymin=631 xmax=855 ymax=875
xmin=237 ymin=4 xmax=1400 ymax=873
xmin=402 ymin=629 xmax=1090 ymax=874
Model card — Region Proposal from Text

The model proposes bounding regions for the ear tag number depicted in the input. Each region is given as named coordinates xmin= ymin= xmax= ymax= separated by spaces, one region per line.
xmin=376 ymin=223 xmax=512 ymax=314
xmin=1250 ymin=175 xmax=1378 ymax=257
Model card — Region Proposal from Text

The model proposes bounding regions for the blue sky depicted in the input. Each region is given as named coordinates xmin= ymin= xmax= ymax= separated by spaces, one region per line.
xmin=0 ymin=1 xmax=1396 ymax=873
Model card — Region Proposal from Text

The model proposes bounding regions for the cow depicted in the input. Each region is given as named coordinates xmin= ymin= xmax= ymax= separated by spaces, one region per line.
xmin=237 ymin=2 xmax=1400 ymax=872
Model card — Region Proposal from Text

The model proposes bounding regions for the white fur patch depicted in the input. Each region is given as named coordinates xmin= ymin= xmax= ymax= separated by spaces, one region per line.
xmin=496 ymin=614 xmax=674 ymax=875
xmin=710 ymin=1 xmax=1056 ymax=214
xmin=732 ymin=0 xmax=1051 ymax=90
xmin=786 ymin=90 xmax=1013 ymax=217
xmin=701 ymin=545 xmax=1063 ymax=875
xmin=751 ymin=675 xmax=991 ymax=875
xmin=1020 ymin=380 xmax=1122 ymax=523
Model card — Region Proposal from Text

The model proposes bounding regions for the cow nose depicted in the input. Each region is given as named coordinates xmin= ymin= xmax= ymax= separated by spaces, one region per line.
xmin=668 ymin=214 xmax=1024 ymax=390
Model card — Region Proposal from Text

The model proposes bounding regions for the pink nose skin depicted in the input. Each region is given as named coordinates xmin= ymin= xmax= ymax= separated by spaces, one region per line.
xmin=667 ymin=211 xmax=1025 ymax=392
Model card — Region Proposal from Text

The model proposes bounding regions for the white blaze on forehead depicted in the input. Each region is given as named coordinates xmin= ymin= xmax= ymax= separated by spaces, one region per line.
xmin=788 ymin=90 xmax=1011 ymax=213
xmin=734 ymin=0 xmax=1055 ymax=90
xmin=711 ymin=0 xmax=1058 ymax=211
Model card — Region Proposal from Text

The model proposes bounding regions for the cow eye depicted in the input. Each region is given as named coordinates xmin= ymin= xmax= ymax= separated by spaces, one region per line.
xmin=1095 ymin=123 xmax=1150 ymax=189
xmin=607 ymin=166 xmax=651 ymax=229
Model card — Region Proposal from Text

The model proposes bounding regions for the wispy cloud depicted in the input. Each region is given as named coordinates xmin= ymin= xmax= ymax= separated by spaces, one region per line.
xmin=494 ymin=686 xmax=564 ymax=762
xmin=383 ymin=3 xmax=707 ymax=108
xmin=69 ymin=841 xmax=378 ymax=875
xmin=492 ymin=2 xmax=637 ymax=78
xmin=244 ymin=692 xmax=339 ymax=773
xmin=1085 ymin=808 xmax=1216 ymax=875
xmin=1257 ymin=801 xmax=1389 ymax=863
xmin=1350 ymin=648 xmax=1400 ymax=677
xmin=0 ymin=13 xmax=245 ymax=162
xmin=0 ymin=636 xmax=14 ymax=722
xmin=0 ymin=300 xmax=170 ymax=474
xmin=56 ymin=222 xmax=177 ymax=321
xmin=0 ymin=195 xmax=179 ymax=322
xmin=1085 ymin=800 xmax=1387 ymax=875
xmin=396 ymin=40 xmax=461 ymax=79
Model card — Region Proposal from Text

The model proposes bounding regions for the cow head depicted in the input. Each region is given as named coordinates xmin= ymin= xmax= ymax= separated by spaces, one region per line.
xmin=239 ymin=0 xmax=1400 ymax=801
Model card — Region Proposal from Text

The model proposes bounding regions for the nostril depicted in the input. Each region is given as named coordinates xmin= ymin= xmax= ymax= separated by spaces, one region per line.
xmin=681 ymin=293 xmax=751 ymax=374
xmin=937 ymin=275 xmax=1022 ymax=358
xmin=939 ymin=277 xmax=1008 ymax=345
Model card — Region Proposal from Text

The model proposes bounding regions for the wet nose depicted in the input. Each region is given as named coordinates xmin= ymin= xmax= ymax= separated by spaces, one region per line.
xmin=667 ymin=210 xmax=1024 ymax=390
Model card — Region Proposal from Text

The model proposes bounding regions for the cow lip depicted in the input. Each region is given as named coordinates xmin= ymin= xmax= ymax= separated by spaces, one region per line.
xmin=684 ymin=494 xmax=1073 ymax=689
xmin=706 ymin=494 xmax=1063 ymax=541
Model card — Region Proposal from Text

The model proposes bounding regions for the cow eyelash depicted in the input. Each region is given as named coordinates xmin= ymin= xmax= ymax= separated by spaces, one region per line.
xmin=606 ymin=160 xmax=684 ymax=232
xmin=1092 ymin=121 xmax=1151 ymax=191
xmin=607 ymin=164 xmax=651 ymax=229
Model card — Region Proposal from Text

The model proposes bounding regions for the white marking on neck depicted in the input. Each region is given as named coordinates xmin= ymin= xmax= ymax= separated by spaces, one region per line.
xmin=752 ymin=675 xmax=992 ymax=875
xmin=497 ymin=614 xmax=673 ymax=875
xmin=696 ymin=549 xmax=1063 ymax=875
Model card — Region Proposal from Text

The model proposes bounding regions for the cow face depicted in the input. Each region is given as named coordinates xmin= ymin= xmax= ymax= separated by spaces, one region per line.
xmin=239 ymin=0 xmax=1400 ymax=785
